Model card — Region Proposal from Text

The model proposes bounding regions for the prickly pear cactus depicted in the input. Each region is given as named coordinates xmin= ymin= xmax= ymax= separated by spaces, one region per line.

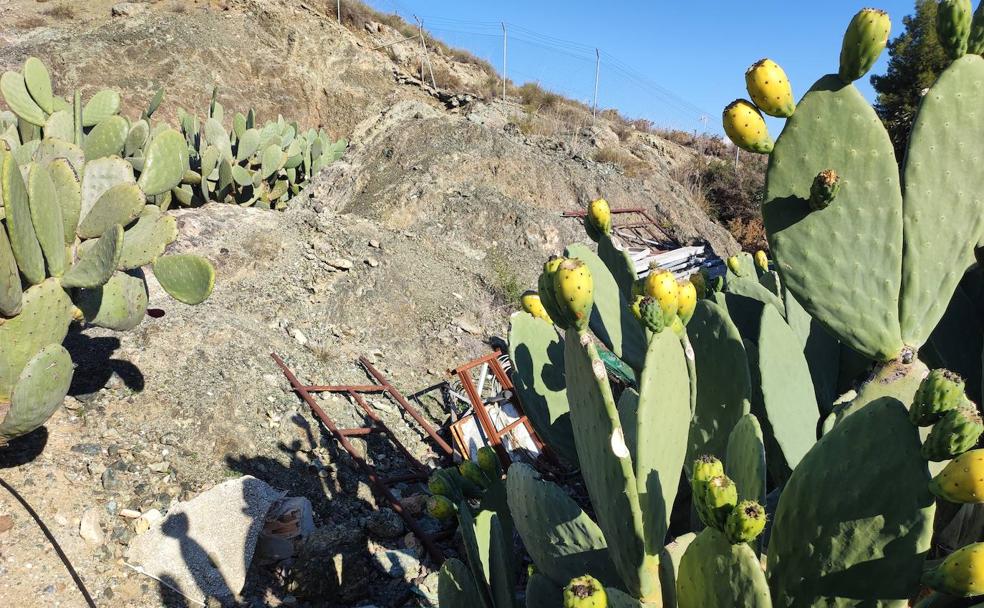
xmin=676 ymin=527 xmax=772 ymax=608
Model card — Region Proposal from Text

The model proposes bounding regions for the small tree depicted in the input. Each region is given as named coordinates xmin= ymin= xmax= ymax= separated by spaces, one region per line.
xmin=871 ymin=0 xmax=950 ymax=158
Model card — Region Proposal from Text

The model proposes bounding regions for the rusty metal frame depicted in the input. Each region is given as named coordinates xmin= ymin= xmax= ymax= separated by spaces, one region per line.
xmin=271 ymin=353 xmax=448 ymax=563
xmin=562 ymin=207 xmax=674 ymax=249
xmin=448 ymin=350 xmax=546 ymax=468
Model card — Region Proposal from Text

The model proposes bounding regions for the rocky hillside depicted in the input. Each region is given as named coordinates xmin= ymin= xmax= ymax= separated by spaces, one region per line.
xmin=0 ymin=1 xmax=738 ymax=606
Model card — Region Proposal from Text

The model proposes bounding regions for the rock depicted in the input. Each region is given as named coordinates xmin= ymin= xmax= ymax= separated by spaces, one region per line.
xmin=80 ymin=508 xmax=104 ymax=545
xmin=369 ymin=539 xmax=422 ymax=580
xmin=101 ymin=467 xmax=123 ymax=491
xmin=134 ymin=509 xmax=164 ymax=535
xmin=365 ymin=509 xmax=404 ymax=539
xmin=365 ymin=257 xmax=379 ymax=268
xmin=112 ymin=2 xmax=147 ymax=17
xmin=399 ymin=494 xmax=427 ymax=517
xmin=0 ymin=515 xmax=13 ymax=534
xmin=70 ymin=443 xmax=102 ymax=456
xmin=148 ymin=462 xmax=170 ymax=474
xmin=290 ymin=328 xmax=308 ymax=346
xmin=368 ymin=239 xmax=381 ymax=248
xmin=119 ymin=509 xmax=142 ymax=519
xmin=327 ymin=258 xmax=353 ymax=271
xmin=455 ymin=316 xmax=482 ymax=335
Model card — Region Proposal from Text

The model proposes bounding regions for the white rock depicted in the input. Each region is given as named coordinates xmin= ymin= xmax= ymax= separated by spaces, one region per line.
xmin=79 ymin=508 xmax=104 ymax=545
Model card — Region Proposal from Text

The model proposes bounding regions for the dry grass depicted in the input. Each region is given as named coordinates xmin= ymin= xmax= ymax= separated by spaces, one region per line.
xmin=16 ymin=16 xmax=47 ymax=28
xmin=41 ymin=3 xmax=75 ymax=18
xmin=170 ymin=2 xmax=188 ymax=14
xmin=593 ymin=147 xmax=649 ymax=178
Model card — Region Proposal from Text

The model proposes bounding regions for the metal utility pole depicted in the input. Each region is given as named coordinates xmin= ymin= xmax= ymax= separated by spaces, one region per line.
xmin=592 ymin=48 xmax=600 ymax=119
xmin=337 ymin=0 xmax=341 ymax=23
xmin=415 ymin=16 xmax=437 ymax=89
xmin=502 ymin=22 xmax=508 ymax=101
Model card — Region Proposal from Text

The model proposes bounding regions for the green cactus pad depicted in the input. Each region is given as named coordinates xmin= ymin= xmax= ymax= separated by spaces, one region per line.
xmin=525 ymin=573 xmax=563 ymax=607
xmin=47 ymin=158 xmax=81 ymax=245
xmin=43 ymin=110 xmax=74 ymax=142
xmin=607 ymin=588 xmax=645 ymax=607
xmin=1 ymin=71 xmax=46 ymax=126
xmin=77 ymin=183 xmax=145 ymax=239
xmin=0 ymin=344 xmax=73 ymax=444
xmin=455 ymin=505 xmax=500 ymax=608
xmin=62 ymin=224 xmax=123 ymax=289
xmin=0 ymin=279 xmax=73 ymax=400
xmin=13 ymin=139 xmax=41 ymax=165
xmin=565 ymin=330 xmax=652 ymax=598
xmin=81 ymin=157 xmax=135 ymax=220
xmin=632 ymin=328 xmax=691 ymax=557
xmin=137 ymin=129 xmax=189 ymax=196
xmin=900 ymin=56 xmax=984 ymax=348
xmin=566 ymin=243 xmax=647 ymax=372
xmin=758 ymin=270 xmax=781 ymax=300
xmin=763 ymin=76 xmax=904 ymax=361
xmin=118 ymin=205 xmax=177 ymax=270
xmin=2 ymin=147 xmax=45 ymax=285
xmin=0 ymin=229 xmax=22 ymax=317
xmin=827 ymin=357 xmax=928 ymax=430
xmin=783 ymin=286 xmax=840 ymax=415
xmin=924 ymin=287 xmax=983 ymax=404
xmin=23 ymin=58 xmax=54 ymax=115
xmin=723 ymin=276 xmax=785 ymax=318
xmin=231 ymin=165 xmax=253 ymax=187
xmin=488 ymin=513 xmax=519 ymax=608
xmin=26 ymin=163 xmax=66 ymax=277
xmin=658 ymin=533 xmax=696 ymax=608
xmin=767 ymin=399 xmax=935 ymax=606
xmin=75 ymin=269 xmax=149 ymax=331
xmin=677 ymin=527 xmax=772 ymax=608
xmin=437 ymin=558 xmax=485 ymax=607
xmin=260 ymin=144 xmax=287 ymax=180
xmin=33 ymin=138 xmax=84 ymax=174
xmin=82 ymin=115 xmax=128 ymax=161
xmin=236 ymin=129 xmax=260 ymax=162
xmin=597 ymin=234 xmax=637 ymax=298
xmin=124 ymin=120 xmax=150 ymax=158
xmin=143 ymin=88 xmax=164 ymax=120
xmin=686 ymin=300 xmax=752 ymax=471
xmin=507 ymin=312 xmax=577 ymax=464
xmin=750 ymin=302 xmax=819 ymax=482
xmin=204 ymin=118 xmax=233 ymax=163
xmin=505 ymin=463 xmax=621 ymax=589
xmin=81 ymin=89 xmax=121 ymax=127
xmin=151 ymin=254 xmax=215 ymax=305
xmin=726 ymin=414 xmax=767 ymax=509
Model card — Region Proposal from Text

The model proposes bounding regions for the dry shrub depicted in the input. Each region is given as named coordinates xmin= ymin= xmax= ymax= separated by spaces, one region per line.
xmin=727 ymin=217 xmax=768 ymax=251
xmin=593 ymin=147 xmax=648 ymax=178
xmin=514 ymin=83 xmax=562 ymax=112
xmin=41 ymin=3 xmax=74 ymax=18
xmin=16 ymin=16 xmax=47 ymax=28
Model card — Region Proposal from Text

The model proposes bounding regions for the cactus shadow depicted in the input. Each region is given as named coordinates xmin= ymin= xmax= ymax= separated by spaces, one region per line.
xmin=62 ymin=327 xmax=145 ymax=396
xmin=0 ymin=427 xmax=48 ymax=469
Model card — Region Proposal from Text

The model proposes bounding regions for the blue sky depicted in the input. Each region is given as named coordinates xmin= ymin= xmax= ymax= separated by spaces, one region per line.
xmin=363 ymin=0 xmax=920 ymax=135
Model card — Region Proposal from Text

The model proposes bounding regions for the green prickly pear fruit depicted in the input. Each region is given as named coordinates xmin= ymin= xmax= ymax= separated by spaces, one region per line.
xmin=553 ymin=258 xmax=594 ymax=331
xmin=563 ymin=575 xmax=607 ymax=608
xmin=809 ymin=169 xmax=841 ymax=211
xmin=921 ymin=402 xmax=984 ymax=462
xmin=690 ymin=270 xmax=707 ymax=299
xmin=586 ymin=198 xmax=611 ymax=241
xmin=725 ymin=500 xmax=767 ymax=545
xmin=709 ymin=274 xmax=724 ymax=293
xmin=638 ymin=297 xmax=666 ymax=334
xmin=922 ymin=541 xmax=984 ymax=597
xmin=754 ymin=250 xmax=769 ymax=273
xmin=701 ymin=475 xmax=738 ymax=530
xmin=458 ymin=459 xmax=491 ymax=489
xmin=937 ymin=0 xmax=974 ymax=59
xmin=426 ymin=495 xmax=456 ymax=520
xmin=538 ymin=256 xmax=571 ymax=330
xmin=722 ymin=99 xmax=774 ymax=154
xmin=476 ymin=446 xmax=502 ymax=480
xmin=677 ymin=279 xmax=697 ymax=325
xmin=744 ymin=58 xmax=795 ymax=118
xmin=521 ymin=290 xmax=552 ymax=324
xmin=839 ymin=8 xmax=891 ymax=82
xmin=929 ymin=449 xmax=984 ymax=503
xmin=644 ymin=268 xmax=679 ymax=324
xmin=968 ymin=2 xmax=984 ymax=55
xmin=428 ymin=469 xmax=462 ymax=502
xmin=911 ymin=369 xmax=966 ymax=426
xmin=691 ymin=455 xmax=725 ymax=526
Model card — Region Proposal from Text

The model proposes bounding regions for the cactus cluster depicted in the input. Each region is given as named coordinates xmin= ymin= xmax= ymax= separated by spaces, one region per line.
xmin=436 ymin=5 xmax=984 ymax=607
xmin=0 ymin=58 xmax=217 ymax=445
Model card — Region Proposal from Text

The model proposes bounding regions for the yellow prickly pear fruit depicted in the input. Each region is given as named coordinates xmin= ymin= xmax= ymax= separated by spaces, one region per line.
xmin=644 ymin=268 xmax=679 ymax=324
xmin=726 ymin=255 xmax=745 ymax=277
xmin=553 ymin=258 xmax=594 ymax=331
xmin=722 ymin=99 xmax=773 ymax=154
xmin=563 ymin=575 xmax=607 ymax=608
xmin=744 ymin=58 xmax=795 ymax=118
xmin=922 ymin=542 xmax=984 ymax=597
xmin=587 ymin=198 xmax=612 ymax=239
xmin=754 ymin=250 xmax=769 ymax=273
xmin=929 ymin=448 xmax=984 ymax=503
xmin=630 ymin=294 xmax=645 ymax=321
xmin=677 ymin=279 xmax=697 ymax=325
xmin=520 ymin=290 xmax=552 ymax=324
xmin=539 ymin=256 xmax=571 ymax=330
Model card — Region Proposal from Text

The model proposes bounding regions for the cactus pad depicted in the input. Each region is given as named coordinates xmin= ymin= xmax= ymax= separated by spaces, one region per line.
xmin=118 ymin=205 xmax=178 ymax=270
xmin=767 ymin=398 xmax=935 ymax=606
xmin=81 ymin=90 xmax=121 ymax=127
xmin=43 ymin=110 xmax=74 ymax=142
xmin=0 ymin=343 xmax=73 ymax=444
xmin=0 ymin=279 xmax=73 ymax=400
xmin=0 ymin=228 xmax=22 ymax=317
xmin=438 ymin=558 xmax=484 ymax=607
xmin=62 ymin=224 xmax=123 ymax=289
xmin=78 ymin=183 xmax=145 ymax=239
xmin=763 ymin=76 xmax=904 ymax=361
xmin=597 ymin=234 xmax=637 ymax=298
xmin=726 ymin=413 xmax=767 ymax=507
xmin=26 ymin=163 xmax=66 ymax=277
xmin=76 ymin=269 xmax=149 ymax=331
xmin=2 ymin=147 xmax=45 ymax=285
xmin=23 ymin=57 xmax=54 ymax=115
xmin=47 ymin=158 xmax=81 ymax=244
xmin=81 ymin=157 xmax=135 ymax=220
xmin=137 ymin=129 xmax=189 ymax=196
xmin=900 ymin=55 xmax=984 ymax=347
xmin=82 ymin=115 xmax=128 ymax=161
xmin=677 ymin=527 xmax=772 ymax=608
xmin=151 ymin=254 xmax=215 ymax=305
xmin=1 ymin=71 xmax=46 ymax=126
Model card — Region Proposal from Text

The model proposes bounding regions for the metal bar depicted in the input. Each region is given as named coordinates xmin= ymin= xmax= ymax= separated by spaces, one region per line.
xmin=382 ymin=472 xmax=430 ymax=485
xmin=562 ymin=207 xmax=646 ymax=218
xmin=271 ymin=353 xmax=446 ymax=564
xmin=455 ymin=361 xmax=510 ymax=466
xmin=358 ymin=356 xmax=455 ymax=456
xmin=339 ymin=427 xmax=373 ymax=437
xmin=304 ymin=384 xmax=387 ymax=393
xmin=349 ymin=390 xmax=426 ymax=471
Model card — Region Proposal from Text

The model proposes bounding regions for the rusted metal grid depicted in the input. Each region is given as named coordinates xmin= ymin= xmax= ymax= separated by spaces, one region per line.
xmin=447 ymin=350 xmax=549 ymax=469
xmin=562 ymin=206 xmax=675 ymax=249
xmin=271 ymin=353 xmax=453 ymax=564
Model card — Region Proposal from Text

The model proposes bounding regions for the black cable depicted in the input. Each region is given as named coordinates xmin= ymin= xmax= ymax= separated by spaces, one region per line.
xmin=0 ymin=475 xmax=97 ymax=608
